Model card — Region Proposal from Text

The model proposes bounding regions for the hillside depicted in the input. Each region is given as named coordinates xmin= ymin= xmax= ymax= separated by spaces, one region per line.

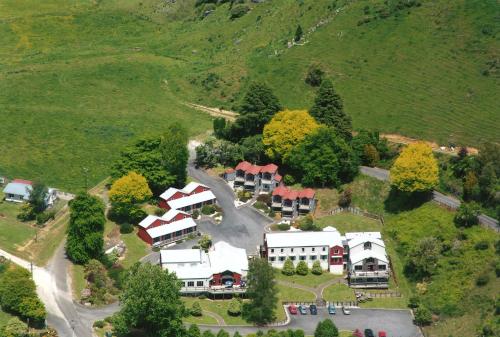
xmin=0 ymin=0 xmax=498 ymax=190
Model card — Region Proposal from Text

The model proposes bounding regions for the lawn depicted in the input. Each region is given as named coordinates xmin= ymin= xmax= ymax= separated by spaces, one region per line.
xmin=120 ymin=228 xmax=150 ymax=269
xmin=276 ymin=284 xmax=316 ymax=303
xmin=182 ymin=297 xmax=248 ymax=326
xmin=315 ymin=213 xmax=382 ymax=233
xmin=275 ymin=270 xmax=338 ymax=288
xmin=0 ymin=192 xmax=36 ymax=254
xmin=71 ymin=264 xmax=86 ymax=300
xmin=321 ymin=284 xmax=356 ymax=303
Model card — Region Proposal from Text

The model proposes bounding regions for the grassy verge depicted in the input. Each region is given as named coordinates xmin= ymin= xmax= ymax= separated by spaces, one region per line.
xmin=120 ymin=228 xmax=150 ymax=269
xmin=315 ymin=213 xmax=382 ymax=233
xmin=71 ymin=264 xmax=86 ymax=301
xmin=275 ymin=270 xmax=338 ymax=288
xmin=321 ymin=284 xmax=356 ymax=302
xmin=359 ymin=297 xmax=408 ymax=309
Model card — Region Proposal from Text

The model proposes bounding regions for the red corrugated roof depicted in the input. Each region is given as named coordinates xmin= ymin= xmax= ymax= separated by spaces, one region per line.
xmin=225 ymin=168 xmax=235 ymax=174
xmin=12 ymin=179 xmax=33 ymax=185
xmin=298 ymin=188 xmax=315 ymax=199
xmin=247 ymin=165 xmax=262 ymax=175
xmin=284 ymin=190 xmax=299 ymax=200
xmin=272 ymin=185 xmax=289 ymax=196
xmin=235 ymin=161 xmax=252 ymax=171
xmin=275 ymin=174 xmax=282 ymax=182
xmin=261 ymin=163 xmax=278 ymax=174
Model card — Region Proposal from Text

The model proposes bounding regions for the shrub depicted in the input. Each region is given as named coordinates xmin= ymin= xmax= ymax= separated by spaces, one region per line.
xmin=36 ymin=210 xmax=56 ymax=225
xmin=476 ymin=273 xmax=490 ymax=286
xmin=311 ymin=261 xmax=322 ymax=275
xmin=17 ymin=204 xmax=35 ymax=221
xmin=253 ymin=201 xmax=269 ymax=211
xmin=454 ymin=202 xmax=480 ymax=228
xmin=338 ymin=188 xmax=352 ymax=208
xmin=201 ymin=204 xmax=216 ymax=215
xmin=414 ymin=306 xmax=432 ymax=326
xmin=256 ymin=194 xmax=271 ymax=205
xmin=495 ymin=262 xmax=500 ymax=277
xmin=198 ymin=294 xmax=207 ymax=300
xmin=298 ymin=215 xmax=320 ymax=231
xmin=230 ymin=5 xmax=250 ymax=20
xmin=283 ymin=174 xmax=295 ymax=186
xmin=93 ymin=320 xmax=105 ymax=328
xmin=474 ymin=240 xmax=489 ymax=250
xmin=282 ymin=258 xmax=295 ymax=276
xmin=120 ymin=222 xmax=134 ymax=234
xmin=296 ymin=261 xmax=308 ymax=275
xmin=268 ymin=209 xmax=276 ymax=218
xmin=305 ymin=65 xmax=324 ymax=87
xmin=227 ymin=298 xmax=242 ymax=316
xmin=277 ymin=223 xmax=290 ymax=231
xmin=408 ymin=295 xmax=420 ymax=309
xmin=192 ymin=210 xmax=200 ymax=219
xmin=190 ymin=301 xmax=203 ymax=317
xmin=198 ymin=234 xmax=212 ymax=250
xmin=237 ymin=190 xmax=252 ymax=202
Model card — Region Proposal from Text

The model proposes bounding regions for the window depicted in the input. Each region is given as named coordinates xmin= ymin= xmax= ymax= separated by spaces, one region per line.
xmin=354 ymin=265 xmax=362 ymax=271
xmin=197 ymin=281 xmax=204 ymax=287
xmin=299 ymin=256 xmax=306 ymax=261
xmin=269 ymin=257 xmax=276 ymax=262
xmin=378 ymin=265 xmax=387 ymax=270
xmin=312 ymin=247 xmax=315 ymax=252
xmin=187 ymin=281 xmax=195 ymax=287
xmin=321 ymin=255 xmax=327 ymax=260
xmin=290 ymin=256 xmax=296 ymax=261
xmin=366 ymin=258 xmax=374 ymax=263
xmin=301 ymin=248 xmax=305 ymax=252
xmin=280 ymin=248 xmax=284 ymax=253
xmin=310 ymin=255 xmax=317 ymax=260
xmin=181 ymin=282 xmax=186 ymax=287
xmin=271 ymin=249 xmax=274 ymax=253
xmin=291 ymin=248 xmax=294 ymax=253
xmin=334 ymin=249 xmax=339 ymax=254
xmin=364 ymin=242 xmax=372 ymax=250
xmin=322 ymin=247 xmax=326 ymax=252
xmin=279 ymin=256 xmax=285 ymax=262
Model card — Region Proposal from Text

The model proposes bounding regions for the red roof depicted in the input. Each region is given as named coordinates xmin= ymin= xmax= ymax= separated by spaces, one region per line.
xmin=235 ymin=161 xmax=252 ymax=171
xmin=284 ymin=190 xmax=299 ymax=200
xmin=12 ymin=179 xmax=33 ymax=185
xmin=261 ymin=164 xmax=278 ymax=174
xmin=275 ymin=174 xmax=282 ymax=182
xmin=272 ymin=185 xmax=289 ymax=197
xmin=247 ymin=165 xmax=261 ymax=175
xmin=298 ymin=188 xmax=315 ymax=199
xmin=225 ymin=168 xmax=235 ymax=174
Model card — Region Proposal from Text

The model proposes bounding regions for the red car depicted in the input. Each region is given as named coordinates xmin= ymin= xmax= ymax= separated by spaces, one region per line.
xmin=378 ymin=332 xmax=387 ymax=337
xmin=288 ymin=305 xmax=298 ymax=315
xmin=352 ymin=329 xmax=363 ymax=337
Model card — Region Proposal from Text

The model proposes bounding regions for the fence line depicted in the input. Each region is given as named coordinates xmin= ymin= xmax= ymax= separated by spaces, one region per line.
xmin=282 ymin=300 xmax=358 ymax=307
xmin=330 ymin=206 xmax=384 ymax=224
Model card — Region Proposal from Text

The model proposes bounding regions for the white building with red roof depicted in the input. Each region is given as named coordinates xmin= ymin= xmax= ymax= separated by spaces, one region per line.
xmin=272 ymin=186 xmax=316 ymax=218
xmin=137 ymin=209 xmax=197 ymax=246
xmin=158 ymin=182 xmax=216 ymax=214
xmin=224 ymin=161 xmax=282 ymax=193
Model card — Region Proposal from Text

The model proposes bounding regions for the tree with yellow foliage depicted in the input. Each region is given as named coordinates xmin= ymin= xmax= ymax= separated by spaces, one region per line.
xmin=390 ymin=143 xmax=439 ymax=193
xmin=109 ymin=172 xmax=153 ymax=204
xmin=262 ymin=110 xmax=320 ymax=162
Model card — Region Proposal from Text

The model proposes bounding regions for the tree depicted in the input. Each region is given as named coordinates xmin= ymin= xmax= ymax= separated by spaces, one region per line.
xmin=66 ymin=194 xmax=105 ymax=264
xmin=282 ymin=258 xmax=295 ymax=276
xmin=294 ymin=24 xmax=303 ymax=42
xmin=217 ymin=330 xmax=230 ymax=337
xmin=28 ymin=182 xmax=48 ymax=214
xmin=454 ymin=202 xmax=480 ymax=228
xmin=242 ymin=258 xmax=278 ymax=325
xmin=309 ymin=79 xmax=352 ymax=140
xmin=263 ymin=110 xmax=320 ymax=162
xmin=2 ymin=317 xmax=27 ymax=337
xmin=109 ymin=172 xmax=152 ymax=204
xmin=227 ymin=298 xmax=242 ymax=316
xmin=295 ymin=261 xmax=308 ymax=276
xmin=240 ymin=135 xmax=266 ymax=164
xmin=305 ymin=65 xmax=324 ymax=87
xmin=463 ymin=171 xmax=479 ymax=201
xmin=112 ymin=263 xmax=186 ymax=337
xmin=390 ymin=142 xmax=439 ymax=193
xmin=406 ymin=237 xmax=441 ymax=279
xmin=314 ymin=319 xmax=338 ymax=337
xmin=311 ymin=261 xmax=323 ymax=275
xmin=198 ymin=234 xmax=212 ymax=250
xmin=227 ymin=82 xmax=282 ymax=141
xmin=287 ymin=127 xmax=358 ymax=187
xmin=298 ymin=215 xmax=320 ymax=231
xmin=363 ymin=144 xmax=380 ymax=167
xmin=188 ymin=324 xmax=201 ymax=337
xmin=414 ymin=306 xmax=432 ymax=326
xmin=111 ymin=124 xmax=189 ymax=195
xmin=190 ymin=301 xmax=202 ymax=317
xmin=213 ymin=117 xmax=227 ymax=139
xmin=338 ymin=188 xmax=352 ymax=208
xmin=351 ymin=129 xmax=389 ymax=164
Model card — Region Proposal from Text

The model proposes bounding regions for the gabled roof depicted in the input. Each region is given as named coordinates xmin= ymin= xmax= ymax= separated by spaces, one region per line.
xmin=159 ymin=187 xmax=184 ymax=201
xmin=146 ymin=218 xmax=197 ymax=239
xmin=246 ymin=165 xmax=262 ymax=175
xmin=235 ymin=161 xmax=252 ymax=171
xmin=209 ymin=241 xmax=248 ymax=275
xmin=347 ymin=236 xmax=385 ymax=250
xmin=138 ymin=215 xmax=162 ymax=229
xmin=225 ymin=168 xmax=235 ymax=174
xmin=275 ymin=174 xmax=282 ymax=182
xmin=161 ymin=209 xmax=190 ymax=222
xmin=283 ymin=190 xmax=299 ymax=200
xmin=350 ymin=249 xmax=388 ymax=265
xmin=265 ymin=230 xmax=342 ymax=248
xmin=2 ymin=182 xmax=32 ymax=198
xmin=182 ymin=182 xmax=209 ymax=194
xmin=167 ymin=190 xmax=216 ymax=210
xmin=12 ymin=179 xmax=33 ymax=185
xmin=298 ymin=188 xmax=315 ymax=199
xmin=261 ymin=164 xmax=278 ymax=174
xmin=272 ymin=185 xmax=289 ymax=197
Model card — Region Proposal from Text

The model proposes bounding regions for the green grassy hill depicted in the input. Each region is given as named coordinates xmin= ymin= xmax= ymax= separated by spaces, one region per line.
xmin=0 ymin=0 xmax=498 ymax=190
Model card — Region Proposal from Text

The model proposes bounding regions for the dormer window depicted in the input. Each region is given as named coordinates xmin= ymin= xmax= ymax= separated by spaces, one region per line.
xmin=364 ymin=242 xmax=372 ymax=250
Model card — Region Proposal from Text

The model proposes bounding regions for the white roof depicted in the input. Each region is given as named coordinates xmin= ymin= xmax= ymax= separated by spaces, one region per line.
xmin=182 ymin=182 xmax=209 ymax=194
xmin=167 ymin=190 xmax=216 ymax=210
xmin=3 ymin=182 xmax=32 ymax=199
xmin=350 ymin=249 xmax=388 ymax=265
xmin=162 ymin=209 xmax=189 ymax=221
xmin=347 ymin=236 xmax=385 ymax=250
xmin=323 ymin=226 xmax=340 ymax=233
xmin=160 ymin=187 xmax=184 ymax=201
xmin=160 ymin=241 xmax=248 ymax=280
xmin=345 ymin=232 xmax=382 ymax=240
xmin=146 ymin=218 xmax=197 ymax=239
xmin=138 ymin=215 xmax=160 ymax=229
xmin=266 ymin=230 xmax=343 ymax=248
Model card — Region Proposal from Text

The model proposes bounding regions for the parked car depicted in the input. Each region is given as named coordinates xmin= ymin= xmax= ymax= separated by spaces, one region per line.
xmin=309 ymin=304 xmax=317 ymax=315
xmin=298 ymin=305 xmax=307 ymax=315
xmin=378 ymin=331 xmax=387 ymax=337
xmin=327 ymin=304 xmax=336 ymax=315
xmin=364 ymin=329 xmax=375 ymax=337
xmin=342 ymin=306 xmax=351 ymax=315
xmin=224 ymin=281 xmax=233 ymax=288
xmin=288 ymin=305 xmax=298 ymax=315
xmin=352 ymin=329 xmax=363 ymax=337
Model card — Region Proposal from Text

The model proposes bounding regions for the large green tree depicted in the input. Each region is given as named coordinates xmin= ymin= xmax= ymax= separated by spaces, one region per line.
xmin=287 ymin=127 xmax=359 ymax=187
xmin=309 ymin=79 xmax=352 ymax=140
xmin=111 ymin=123 xmax=189 ymax=195
xmin=406 ymin=237 xmax=442 ymax=280
xmin=242 ymin=258 xmax=278 ymax=325
xmin=66 ymin=193 xmax=106 ymax=264
xmin=314 ymin=319 xmax=339 ymax=337
xmin=228 ymin=82 xmax=282 ymax=141
xmin=112 ymin=263 xmax=186 ymax=337
xmin=28 ymin=183 xmax=49 ymax=214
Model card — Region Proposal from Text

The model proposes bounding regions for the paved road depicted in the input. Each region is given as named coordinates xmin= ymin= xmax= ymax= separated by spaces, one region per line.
xmin=360 ymin=166 xmax=499 ymax=231
xmin=199 ymin=307 xmax=421 ymax=337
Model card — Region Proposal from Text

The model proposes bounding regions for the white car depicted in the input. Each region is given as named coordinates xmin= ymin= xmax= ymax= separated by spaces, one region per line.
xmin=342 ymin=306 xmax=351 ymax=315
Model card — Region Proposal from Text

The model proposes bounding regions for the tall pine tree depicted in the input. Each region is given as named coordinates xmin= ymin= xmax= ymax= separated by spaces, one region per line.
xmin=310 ymin=79 xmax=352 ymax=140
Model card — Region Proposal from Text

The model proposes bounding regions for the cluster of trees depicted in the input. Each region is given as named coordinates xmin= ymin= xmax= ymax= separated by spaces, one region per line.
xmin=0 ymin=264 xmax=46 ymax=327
xmin=111 ymin=123 xmax=189 ymax=196
xmin=282 ymin=258 xmax=322 ymax=276
xmin=82 ymin=259 xmax=118 ymax=305
xmin=66 ymin=193 xmax=106 ymax=265
xmin=17 ymin=182 xmax=55 ymax=225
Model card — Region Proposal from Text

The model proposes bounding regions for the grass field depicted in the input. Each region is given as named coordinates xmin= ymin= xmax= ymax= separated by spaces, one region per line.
xmin=0 ymin=0 xmax=498 ymax=192
xmin=275 ymin=269 xmax=338 ymax=288
xmin=315 ymin=213 xmax=382 ymax=233
xmin=322 ymin=284 xmax=356 ymax=303
xmin=0 ymin=192 xmax=36 ymax=255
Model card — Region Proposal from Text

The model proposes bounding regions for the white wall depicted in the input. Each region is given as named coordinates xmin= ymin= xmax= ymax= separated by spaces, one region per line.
xmin=267 ymin=245 xmax=330 ymax=271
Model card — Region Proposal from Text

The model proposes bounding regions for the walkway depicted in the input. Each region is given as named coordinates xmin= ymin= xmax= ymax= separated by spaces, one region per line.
xmin=360 ymin=166 xmax=499 ymax=231
xmin=202 ymin=311 xmax=226 ymax=325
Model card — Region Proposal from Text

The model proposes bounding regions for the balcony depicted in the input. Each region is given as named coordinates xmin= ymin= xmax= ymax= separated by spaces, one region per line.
xmin=235 ymin=176 xmax=245 ymax=182
xmin=282 ymin=205 xmax=295 ymax=212
xmin=350 ymin=270 xmax=389 ymax=278
xmin=244 ymin=180 xmax=256 ymax=186
xmin=271 ymin=202 xmax=283 ymax=209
